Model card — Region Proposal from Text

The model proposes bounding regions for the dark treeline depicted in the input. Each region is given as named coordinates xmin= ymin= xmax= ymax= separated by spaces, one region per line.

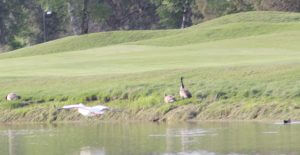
xmin=0 ymin=0 xmax=300 ymax=52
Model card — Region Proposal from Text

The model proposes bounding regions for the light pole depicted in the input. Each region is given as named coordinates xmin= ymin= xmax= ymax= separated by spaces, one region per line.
xmin=43 ymin=11 xmax=52 ymax=42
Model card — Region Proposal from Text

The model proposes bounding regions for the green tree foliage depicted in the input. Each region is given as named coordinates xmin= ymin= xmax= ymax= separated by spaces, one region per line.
xmin=152 ymin=0 xmax=254 ymax=28
xmin=151 ymin=0 xmax=194 ymax=28
xmin=0 ymin=0 xmax=31 ymax=50
xmin=193 ymin=0 xmax=253 ymax=21
xmin=253 ymin=0 xmax=300 ymax=12
xmin=103 ymin=0 xmax=158 ymax=30
xmin=66 ymin=0 xmax=112 ymax=34
xmin=37 ymin=0 xmax=71 ymax=40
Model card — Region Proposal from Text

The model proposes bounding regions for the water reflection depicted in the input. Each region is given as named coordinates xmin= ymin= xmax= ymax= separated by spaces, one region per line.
xmin=1 ymin=122 xmax=300 ymax=155
xmin=79 ymin=146 xmax=105 ymax=155
xmin=163 ymin=150 xmax=218 ymax=155
xmin=150 ymin=128 xmax=209 ymax=137
xmin=8 ymin=130 xmax=15 ymax=155
xmin=163 ymin=128 xmax=212 ymax=153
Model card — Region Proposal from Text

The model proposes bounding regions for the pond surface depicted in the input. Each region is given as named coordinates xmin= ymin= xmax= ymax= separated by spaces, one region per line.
xmin=1 ymin=121 xmax=300 ymax=155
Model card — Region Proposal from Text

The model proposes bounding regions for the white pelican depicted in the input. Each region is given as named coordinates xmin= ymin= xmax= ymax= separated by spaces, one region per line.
xmin=61 ymin=103 xmax=110 ymax=117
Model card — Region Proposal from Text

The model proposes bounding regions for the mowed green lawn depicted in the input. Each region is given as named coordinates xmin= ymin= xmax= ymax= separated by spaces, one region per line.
xmin=0 ymin=11 xmax=300 ymax=110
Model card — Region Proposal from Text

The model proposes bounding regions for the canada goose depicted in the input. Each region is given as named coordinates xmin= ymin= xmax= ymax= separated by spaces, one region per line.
xmin=283 ymin=118 xmax=291 ymax=124
xmin=179 ymin=77 xmax=192 ymax=99
xmin=164 ymin=94 xmax=176 ymax=103
xmin=60 ymin=103 xmax=109 ymax=117
xmin=6 ymin=93 xmax=21 ymax=101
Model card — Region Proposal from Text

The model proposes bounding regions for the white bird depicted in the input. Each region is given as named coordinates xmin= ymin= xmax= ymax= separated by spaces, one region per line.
xmin=61 ymin=103 xmax=109 ymax=117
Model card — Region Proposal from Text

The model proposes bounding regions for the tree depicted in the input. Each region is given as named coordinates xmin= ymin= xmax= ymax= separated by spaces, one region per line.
xmin=36 ymin=0 xmax=71 ymax=41
xmin=253 ymin=0 xmax=300 ymax=12
xmin=192 ymin=0 xmax=253 ymax=22
xmin=103 ymin=0 xmax=158 ymax=30
xmin=151 ymin=0 xmax=194 ymax=29
xmin=81 ymin=0 xmax=89 ymax=34
xmin=181 ymin=0 xmax=191 ymax=28
xmin=67 ymin=0 xmax=112 ymax=34
xmin=0 ymin=0 xmax=31 ymax=50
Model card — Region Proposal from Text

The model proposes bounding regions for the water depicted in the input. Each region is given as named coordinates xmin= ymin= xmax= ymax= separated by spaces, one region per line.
xmin=1 ymin=121 xmax=300 ymax=155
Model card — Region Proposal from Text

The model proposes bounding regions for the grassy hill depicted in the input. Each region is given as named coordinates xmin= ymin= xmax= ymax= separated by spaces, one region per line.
xmin=0 ymin=11 xmax=300 ymax=122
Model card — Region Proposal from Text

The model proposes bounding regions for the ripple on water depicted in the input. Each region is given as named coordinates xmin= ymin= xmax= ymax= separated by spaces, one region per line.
xmin=149 ymin=128 xmax=215 ymax=137
xmin=0 ymin=129 xmax=53 ymax=136
xmin=162 ymin=150 xmax=246 ymax=155
xmin=162 ymin=150 xmax=216 ymax=155
xmin=262 ymin=131 xmax=278 ymax=134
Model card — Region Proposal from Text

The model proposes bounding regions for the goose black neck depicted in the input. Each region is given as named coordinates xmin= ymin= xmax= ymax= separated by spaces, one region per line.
xmin=181 ymin=77 xmax=185 ymax=88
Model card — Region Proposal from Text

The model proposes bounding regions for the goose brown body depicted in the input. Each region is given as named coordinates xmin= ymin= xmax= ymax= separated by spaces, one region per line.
xmin=164 ymin=94 xmax=176 ymax=103
xmin=6 ymin=93 xmax=21 ymax=101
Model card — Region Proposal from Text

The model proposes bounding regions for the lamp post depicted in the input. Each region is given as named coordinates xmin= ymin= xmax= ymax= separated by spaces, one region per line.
xmin=43 ymin=11 xmax=52 ymax=42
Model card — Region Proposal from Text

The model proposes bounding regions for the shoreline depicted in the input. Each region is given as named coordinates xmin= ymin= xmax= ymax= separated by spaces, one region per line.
xmin=1 ymin=102 xmax=299 ymax=124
